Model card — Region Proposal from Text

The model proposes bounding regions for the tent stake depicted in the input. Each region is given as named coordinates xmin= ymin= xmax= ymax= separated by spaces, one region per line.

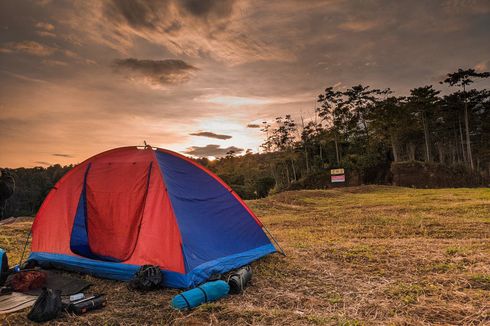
xmin=263 ymin=225 xmax=286 ymax=256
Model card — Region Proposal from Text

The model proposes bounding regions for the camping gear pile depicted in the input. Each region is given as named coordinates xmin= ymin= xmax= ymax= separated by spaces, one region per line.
xmin=0 ymin=146 xmax=283 ymax=320
xmin=1 ymin=248 xmax=256 ymax=320
xmin=0 ymin=253 xmax=103 ymax=322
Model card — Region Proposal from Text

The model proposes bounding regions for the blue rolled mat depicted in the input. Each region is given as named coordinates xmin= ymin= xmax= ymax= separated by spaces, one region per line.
xmin=171 ymin=280 xmax=229 ymax=310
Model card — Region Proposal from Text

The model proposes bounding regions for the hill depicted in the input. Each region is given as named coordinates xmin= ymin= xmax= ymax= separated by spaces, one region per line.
xmin=1 ymin=186 xmax=489 ymax=325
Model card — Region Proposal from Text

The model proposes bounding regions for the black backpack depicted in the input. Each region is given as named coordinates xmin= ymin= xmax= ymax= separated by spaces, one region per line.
xmin=128 ymin=265 xmax=162 ymax=291
xmin=27 ymin=288 xmax=62 ymax=323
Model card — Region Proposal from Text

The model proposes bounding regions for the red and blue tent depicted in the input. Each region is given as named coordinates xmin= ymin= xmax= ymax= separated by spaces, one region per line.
xmin=29 ymin=146 xmax=279 ymax=288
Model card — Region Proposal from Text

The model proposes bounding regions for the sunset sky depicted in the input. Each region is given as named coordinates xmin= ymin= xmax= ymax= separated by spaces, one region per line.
xmin=1 ymin=0 xmax=489 ymax=167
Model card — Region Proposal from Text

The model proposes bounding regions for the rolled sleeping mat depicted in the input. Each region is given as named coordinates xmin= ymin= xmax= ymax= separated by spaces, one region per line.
xmin=171 ymin=280 xmax=229 ymax=310
xmin=0 ymin=248 xmax=8 ymax=286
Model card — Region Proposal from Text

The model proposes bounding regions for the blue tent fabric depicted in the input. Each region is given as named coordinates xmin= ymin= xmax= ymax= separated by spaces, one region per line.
xmin=155 ymin=150 xmax=273 ymax=271
xmin=70 ymin=164 xmax=96 ymax=259
xmin=29 ymin=243 xmax=275 ymax=288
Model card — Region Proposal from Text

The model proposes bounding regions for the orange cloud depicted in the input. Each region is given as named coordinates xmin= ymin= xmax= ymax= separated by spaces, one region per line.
xmin=338 ymin=20 xmax=379 ymax=32
xmin=0 ymin=41 xmax=56 ymax=56
xmin=35 ymin=22 xmax=55 ymax=31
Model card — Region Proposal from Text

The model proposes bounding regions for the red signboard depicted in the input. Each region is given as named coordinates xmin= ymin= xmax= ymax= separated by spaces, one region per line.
xmin=331 ymin=174 xmax=345 ymax=183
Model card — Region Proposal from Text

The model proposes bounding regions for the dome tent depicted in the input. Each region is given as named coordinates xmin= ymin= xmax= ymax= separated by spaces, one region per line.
xmin=29 ymin=146 xmax=278 ymax=288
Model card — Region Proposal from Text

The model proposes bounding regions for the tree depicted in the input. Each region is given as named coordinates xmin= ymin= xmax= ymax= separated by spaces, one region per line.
xmin=299 ymin=118 xmax=323 ymax=173
xmin=260 ymin=121 xmax=272 ymax=153
xmin=407 ymin=86 xmax=441 ymax=162
xmin=225 ymin=150 xmax=237 ymax=158
xmin=0 ymin=170 xmax=15 ymax=219
xmin=441 ymin=68 xmax=490 ymax=170
xmin=317 ymin=87 xmax=344 ymax=164
xmin=342 ymin=85 xmax=390 ymax=143
xmin=2 ymin=165 xmax=72 ymax=217
xmin=369 ymin=96 xmax=410 ymax=162
xmin=260 ymin=115 xmax=300 ymax=186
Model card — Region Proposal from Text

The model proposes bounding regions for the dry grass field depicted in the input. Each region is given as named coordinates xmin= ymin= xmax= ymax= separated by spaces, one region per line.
xmin=1 ymin=186 xmax=489 ymax=325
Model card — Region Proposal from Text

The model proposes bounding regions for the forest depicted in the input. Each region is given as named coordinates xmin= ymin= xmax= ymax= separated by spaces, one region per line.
xmin=204 ymin=68 xmax=490 ymax=198
xmin=1 ymin=68 xmax=489 ymax=217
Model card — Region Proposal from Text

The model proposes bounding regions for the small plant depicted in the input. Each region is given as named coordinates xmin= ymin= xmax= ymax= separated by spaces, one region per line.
xmin=386 ymin=283 xmax=427 ymax=304
xmin=446 ymin=246 xmax=466 ymax=256
xmin=469 ymin=274 xmax=490 ymax=290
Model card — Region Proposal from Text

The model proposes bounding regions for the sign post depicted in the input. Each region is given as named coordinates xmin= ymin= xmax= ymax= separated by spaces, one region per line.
xmin=330 ymin=168 xmax=345 ymax=183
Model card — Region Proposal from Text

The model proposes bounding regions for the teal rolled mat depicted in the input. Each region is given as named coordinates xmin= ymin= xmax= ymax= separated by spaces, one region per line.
xmin=171 ymin=280 xmax=229 ymax=310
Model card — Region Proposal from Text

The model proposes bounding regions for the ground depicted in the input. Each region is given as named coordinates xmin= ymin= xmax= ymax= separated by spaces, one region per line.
xmin=0 ymin=186 xmax=489 ymax=325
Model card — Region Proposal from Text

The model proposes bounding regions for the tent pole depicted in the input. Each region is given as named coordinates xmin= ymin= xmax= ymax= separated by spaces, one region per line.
xmin=263 ymin=225 xmax=286 ymax=256
xmin=18 ymin=230 xmax=31 ymax=267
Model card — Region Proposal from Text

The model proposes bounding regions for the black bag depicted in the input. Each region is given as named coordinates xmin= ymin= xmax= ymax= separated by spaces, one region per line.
xmin=228 ymin=265 xmax=252 ymax=294
xmin=27 ymin=287 xmax=62 ymax=323
xmin=67 ymin=294 xmax=107 ymax=315
xmin=128 ymin=265 xmax=162 ymax=291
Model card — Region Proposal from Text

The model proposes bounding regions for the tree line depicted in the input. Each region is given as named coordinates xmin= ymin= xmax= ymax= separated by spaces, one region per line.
xmin=206 ymin=68 xmax=490 ymax=196
xmin=1 ymin=165 xmax=72 ymax=218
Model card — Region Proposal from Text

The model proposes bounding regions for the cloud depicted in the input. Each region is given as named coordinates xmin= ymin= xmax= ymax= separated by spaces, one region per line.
xmin=474 ymin=61 xmax=489 ymax=72
xmin=0 ymin=41 xmax=56 ymax=56
xmin=35 ymin=22 xmax=55 ymax=31
xmin=179 ymin=0 xmax=235 ymax=20
xmin=189 ymin=131 xmax=232 ymax=140
xmin=42 ymin=59 xmax=68 ymax=66
xmin=200 ymin=96 xmax=272 ymax=106
xmin=52 ymin=153 xmax=73 ymax=157
xmin=104 ymin=0 xmax=170 ymax=30
xmin=34 ymin=0 xmax=53 ymax=6
xmin=338 ymin=20 xmax=379 ymax=32
xmin=71 ymin=0 xmax=293 ymax=64
xmin=246 ymin=124 xmax=261 ymax=128
xmin=105 ymin=0 xmax=235 ymax=29
xmin=0 ymin=71 xmax=50 ymax=84
xmin=62 ymin=50 xmax=79 ymax=58
xmin=0 ymin=42 xmax=89 ymax=65
xmin=35 ymin=21 xmax=56 ymax=38
xmin=36 ymin=31 xmax=56 ymax=38
xmin=184 ymin=144 xmax=243 ymax=157
xmin=33 ymin=161 xmax=51 ymax=166
xmin=113 ymin=58 xmax=198 ymax=87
